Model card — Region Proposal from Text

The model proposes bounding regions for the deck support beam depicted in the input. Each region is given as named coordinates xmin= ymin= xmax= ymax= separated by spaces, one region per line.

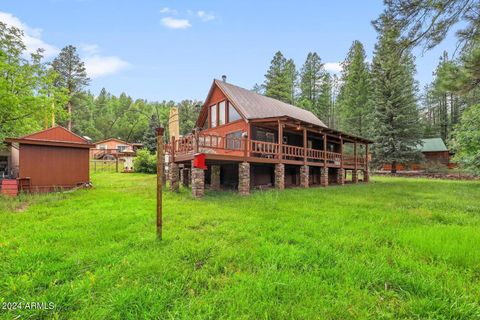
xmin=191 ymin=164 xmax=205 ymax=198
xmin=169 ymin=163 xmax=179 ymax=192
xmin=210 ymin=165 xmax=221 ymax=191
xmin=300 ymin=165 xmax=309 ymax=188
xmin=238 ymin=162 xmax=250 ymax=195
xmin=365 ymin=143 xmax=369 ymax=183
xmin=274 ymin=163 xmax=285 ymax=190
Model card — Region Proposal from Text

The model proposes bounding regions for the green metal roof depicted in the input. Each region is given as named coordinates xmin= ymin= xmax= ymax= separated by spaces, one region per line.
xmin=417 ymin=138 xmax=448 ymax=152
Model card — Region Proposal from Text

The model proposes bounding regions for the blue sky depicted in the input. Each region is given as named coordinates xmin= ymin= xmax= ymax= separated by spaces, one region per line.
xmin=2 ymin=0 xmax=459 ymax=102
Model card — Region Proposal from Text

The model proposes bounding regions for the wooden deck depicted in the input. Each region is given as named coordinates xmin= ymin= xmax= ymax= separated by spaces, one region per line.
xmin=167 ymin=133 xmax=368 ymax=170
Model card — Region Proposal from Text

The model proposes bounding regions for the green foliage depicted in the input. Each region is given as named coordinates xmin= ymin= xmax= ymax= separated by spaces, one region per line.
xmin=1 ymin=174 xmax=480 ymax=318
xmin=143 ymin=113 xmax=160 ymax=153
xmin=133 ymin=149 xmax=157 ymax=173
xmin=178 ymin=100 xmax=202 ymax=136
xmin=264 ymin=51 xmax=296 ymax=104
xmin=371 ymin=16 xmax=423 ymax=170
xmin=0 ymin=22 xmax=67 ymax=144
xmin=337 ymin=40 xmax=373 ymax=137
xmin=383 ymin=0 xmax=479 ymax=50
xmin=451 ymin=104 xmax=480 ymax=174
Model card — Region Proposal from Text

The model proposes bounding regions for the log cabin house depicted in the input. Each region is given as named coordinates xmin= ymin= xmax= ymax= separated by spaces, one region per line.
xmin=166 ymin=77 xmax=372 ymax=198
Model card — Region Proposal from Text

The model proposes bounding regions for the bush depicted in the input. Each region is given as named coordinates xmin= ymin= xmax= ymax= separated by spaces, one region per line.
xmin=451 ymin=104 xmax=480 ymax=175
xmin=134 ymin=149 xmax=157 ymax=173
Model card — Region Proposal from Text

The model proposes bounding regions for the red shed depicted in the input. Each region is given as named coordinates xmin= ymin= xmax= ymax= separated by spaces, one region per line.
xmin=4 ymin=126 xmax=93 ymax=193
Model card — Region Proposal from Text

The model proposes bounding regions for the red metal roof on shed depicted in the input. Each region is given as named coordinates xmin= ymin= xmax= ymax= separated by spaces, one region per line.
xmin=22 ymin=126 xmax=88 ymax=143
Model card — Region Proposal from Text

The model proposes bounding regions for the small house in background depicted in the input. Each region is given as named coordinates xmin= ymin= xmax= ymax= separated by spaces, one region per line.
xmin=382 ymin=137 xmax=454 ymax=171
xmin=3 ymin=126 xmax=93 ymax=193
xmin=90 ymin=138 xmax=143 ymax=171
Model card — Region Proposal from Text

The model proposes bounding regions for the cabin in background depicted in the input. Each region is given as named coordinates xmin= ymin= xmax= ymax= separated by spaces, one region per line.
xmin=382 ymin=138 xmax=454 ymax=171
xmin=166 ymin=78 xmax=372 ymax=198
xmin=3 ymin=126 xmax=93 ymax=193
xmin=91 ymin=138 xmax=143 ymax=171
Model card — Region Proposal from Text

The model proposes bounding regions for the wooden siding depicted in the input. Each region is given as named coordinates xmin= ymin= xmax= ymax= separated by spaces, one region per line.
xmin=19 ymin=144 xmax=90 ymax=192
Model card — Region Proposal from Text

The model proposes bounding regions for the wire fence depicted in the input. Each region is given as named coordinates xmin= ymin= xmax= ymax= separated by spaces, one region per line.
xmin=90 ymin=160 xmax=119 ymax=173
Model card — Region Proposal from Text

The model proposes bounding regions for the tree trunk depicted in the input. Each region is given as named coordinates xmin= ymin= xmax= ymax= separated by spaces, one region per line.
xmin=391 ymin=160 xmax=397 ymax=174
xmin=67 ymin=101 xmax=72 ymax=131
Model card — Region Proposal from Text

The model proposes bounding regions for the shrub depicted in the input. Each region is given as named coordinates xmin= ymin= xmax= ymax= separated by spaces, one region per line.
xmin=134 ymin=149 xmax=157 ymax=173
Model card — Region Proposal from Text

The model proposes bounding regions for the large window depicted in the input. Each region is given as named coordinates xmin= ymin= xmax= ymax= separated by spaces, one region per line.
xmin=210 ymin=104 xmax=217 ymax=128
xmin=219 ymin=101 xmax=226 ymax=125
xmin=228 ymin=102 xmax=241 ymax=122
xmin=256 ymin=129 xmax=275 ymax=143
xmin=226 ymin=131 xmax=243 ymax=150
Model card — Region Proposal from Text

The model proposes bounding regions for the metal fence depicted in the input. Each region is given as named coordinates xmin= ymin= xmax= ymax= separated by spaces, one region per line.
xmin=90 ymin=160 xmax=119 ymax=173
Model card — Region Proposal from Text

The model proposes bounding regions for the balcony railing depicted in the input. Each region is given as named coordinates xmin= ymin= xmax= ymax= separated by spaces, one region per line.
xmin=167 ymin=133 xmax=367 ymax=168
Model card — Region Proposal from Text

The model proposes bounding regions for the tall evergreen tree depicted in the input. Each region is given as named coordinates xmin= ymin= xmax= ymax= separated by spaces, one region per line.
xmin=52 ymin=45 xmax=90 ymax=130
xmin=298 ymin=52 xmax=325 ymax=116
xmin=264 ymin=51 xmax=296 ymax=104
xmin=371 ymin=16 xmax=423 ymax=173
xmin=317 ymin=73 xmax=333 ymax=125
xmin=337 ymin=40 xmax=372 ymax=136
xmin=143 ymin=113 xmax=160 ymax=153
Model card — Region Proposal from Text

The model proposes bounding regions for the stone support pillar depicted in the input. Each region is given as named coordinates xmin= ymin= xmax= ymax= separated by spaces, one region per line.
xmin=238 ymin=162 xmax=250 ymax=195
xmin=300 ymin=165 xmax=309 ymax=188
xmin=274 ymin=163 xmax=285 ymax=190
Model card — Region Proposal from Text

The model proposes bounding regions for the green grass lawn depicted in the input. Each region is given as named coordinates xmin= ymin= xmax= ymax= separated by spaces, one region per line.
xmin=1 ymin=174 xmax=480 ymax=319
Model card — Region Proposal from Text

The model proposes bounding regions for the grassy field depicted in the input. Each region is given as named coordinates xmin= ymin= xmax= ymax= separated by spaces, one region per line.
xmin=1 ymin=174 xmax=479 ymax=319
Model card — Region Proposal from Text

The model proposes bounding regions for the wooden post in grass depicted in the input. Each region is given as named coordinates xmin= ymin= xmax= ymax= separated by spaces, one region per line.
xmin=156 ymin=127 xmax=165 ymax=240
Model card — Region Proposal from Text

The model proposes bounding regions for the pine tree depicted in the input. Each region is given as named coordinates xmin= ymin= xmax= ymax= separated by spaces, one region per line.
xmin=264 ymin=51 xmax=296 ymax=104
xmin=299 ymin=52 xmax=324 ymax=113
xmin=143 ymin=113 xmax=160 ymax=153
xmin=337 ymin=40 xmax=372 ymax=136
xmin=371 ymin=16 xmax=423 ymax=173
xmin=52 ymin=45 xmax=90 ymax=130
xmin=316 ymin=73 xmax=333 ymax=125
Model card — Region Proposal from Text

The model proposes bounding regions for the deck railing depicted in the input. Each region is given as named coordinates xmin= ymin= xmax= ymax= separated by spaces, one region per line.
xmin=167 ymin=133 xmax=367 ymax=167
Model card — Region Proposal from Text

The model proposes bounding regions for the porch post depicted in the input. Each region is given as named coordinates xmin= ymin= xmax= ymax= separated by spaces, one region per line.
xmin=322 ymin=133 xmax=328 ymax=187
xmin=364 ymin=143 xmax=370 ymax=183
xmin=353 ymin=141 xmax=358 ymax=183
xmin=191 ymin=161 xmax=204 ymax=198
xmin=303 ymin=127 xmax=307 ymax=165
xmin=211 ymin=165 xmax=220 ymax=191
xmin=238 ymin=162 xmax=250 ymax=195
xmin=278 ymin=120 xmax=283 ymax=162
xmin=338 ymin=136 xmax=344 ymax=185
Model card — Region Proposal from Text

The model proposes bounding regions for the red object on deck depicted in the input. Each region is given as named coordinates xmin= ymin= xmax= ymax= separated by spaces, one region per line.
xmin=193 ymin=153 xmax=207 ymax=170
xmin=1 ymin=179 xmax=18 ymax=196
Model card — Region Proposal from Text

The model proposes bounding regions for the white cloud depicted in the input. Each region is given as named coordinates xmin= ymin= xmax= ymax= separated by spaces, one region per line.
xmin=324 ymin=62 xmax=342 ymax=73
xmin=161 ymin=17 xmax=191 ymax=29
xmin=197 ymin=11 xmax=215 ymax=22
xmin=80 ymin=43 xmax=100 ymax=55
xmin=0 ymin=11 xmax=59 ymax=57
xmin=160 ymin=7 xmax=178 ymax=15
xmin=84 ymin=55 xmax=129 ymax=78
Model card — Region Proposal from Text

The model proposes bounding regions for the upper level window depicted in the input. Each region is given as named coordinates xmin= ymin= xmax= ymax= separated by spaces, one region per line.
xmin=210 ymin=104 xmax=217 ymax=128
xmin=228 ymin=102 xmax=241 ymax=122
xmin=118 ymin=145 xmax=128 ymax=152
xmin=219 ymin=101 xmax=226 ymax=125
xmin=98 ymin=144 xmax=107 ymax=150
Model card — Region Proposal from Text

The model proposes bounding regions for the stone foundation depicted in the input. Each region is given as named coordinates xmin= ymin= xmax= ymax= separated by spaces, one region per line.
xmin=274 ymin=163 xmax=285 ymax=190
xmin=191 ymin=167 xmax=205 ymax=198
xmin=352 ymin=170 xmax=358 ymax=183
xmin=300 ymin=165 xmax=309 ymax=188
xmin=169 ymin=163 xmax=179 ymax=192
xmin=320 ymin=167 xmax=329 ymax=186
xmin=337 ymin=168 xmax=345 ymax=185
xmin=210 ymin=165 xmax=220 ymax=191
xmin=238 ymin=162 xmax=250 ymax=195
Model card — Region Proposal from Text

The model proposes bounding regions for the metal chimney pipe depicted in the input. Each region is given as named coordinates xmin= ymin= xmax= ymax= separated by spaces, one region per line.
xmin=222 ymin=75 xmax=227 ymax=82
